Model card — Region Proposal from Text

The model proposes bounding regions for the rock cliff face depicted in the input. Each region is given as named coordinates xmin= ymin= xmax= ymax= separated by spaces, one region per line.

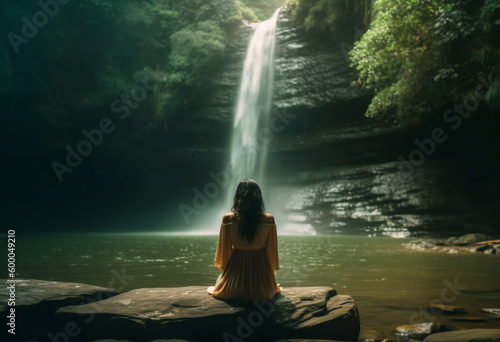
xmin=262 ymin=9 xmax=491 ymax=237
xmin=273 ymin=9 xmax=367 ymax=112
xmin=169 ymin=8 xmax=493 ymax=237
xmin=3 ymin=3 xmax=496 ymax=236
xmin=180 ymin=8 xmax=368 ymax=136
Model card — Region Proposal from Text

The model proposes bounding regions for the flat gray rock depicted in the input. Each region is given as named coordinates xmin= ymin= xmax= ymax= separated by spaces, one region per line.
xmin=56 ymin=286 xmax=360 ymax=342
xmin=356 ymin=329 xmax=387 ymax=342
xmin=0 ymin=278 xmax=118 ymax=340
xmin=0 ymin=279 xmax=118 ymax=310
xmin=423 ymin=329 xmax=500 ymax=342
xmin=395 ymin=322 xmax=454 ymax=341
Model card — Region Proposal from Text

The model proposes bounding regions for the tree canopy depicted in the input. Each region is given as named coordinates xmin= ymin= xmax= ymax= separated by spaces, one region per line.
xmin=292 ymin=0 xmax=500 ymax=125
xmin=0 ymin=0 xmax=285 ymax=126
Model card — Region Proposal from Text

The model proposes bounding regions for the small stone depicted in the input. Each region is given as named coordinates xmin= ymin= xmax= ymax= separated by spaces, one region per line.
xmin=403 ymin=239 xmax=442 ymax=250
xmin=428 ymin=304 xmax=466 ymax=314
xmin=450 ymin=317 xmax=487 ymax=322
xmin=395 ymin=322 xmax=453 ymax=341
xmin=476 ymin=245 xmax=494 ymax=253
xmin=482 ymin=308 xmax=500 ymax=315
xmin=445 ymin=234 xmax=491 ymax=245
xmin=357 ymin=329 xmax=386 ymax=341
xmin=484 ymin=247 xmax=497 ymax=255
xmin=423 ymin=329 xmax=500 ymax=341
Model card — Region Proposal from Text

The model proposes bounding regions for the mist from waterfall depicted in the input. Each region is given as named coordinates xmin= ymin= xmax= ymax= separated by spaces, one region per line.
xmin=226 ymin=9 xmax=281 ymax=207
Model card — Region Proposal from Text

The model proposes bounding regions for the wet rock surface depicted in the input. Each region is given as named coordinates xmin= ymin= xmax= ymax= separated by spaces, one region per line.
xmin=403 ymin=234 xmax=500 ymax=254
xmin=55 ymin=286 xmax=360 ymax=342
xmin=422 ymin=329 xmax=500 ymax=342
xmin=164 ymin=8 xmax=497 ymax=237
xmin=394 ymin=322 xmax=455 ymax=342
xmin=0 ymin=279 xmax=118 ymax=341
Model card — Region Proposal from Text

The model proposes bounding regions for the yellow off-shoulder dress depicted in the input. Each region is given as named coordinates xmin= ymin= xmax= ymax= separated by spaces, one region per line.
xmin=207 ymin=212 xmax=281 ymax=302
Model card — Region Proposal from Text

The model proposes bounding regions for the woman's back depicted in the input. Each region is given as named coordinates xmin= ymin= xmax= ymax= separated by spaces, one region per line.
xmin=223 ymin=212 xmax=276 ymax=250
xmin=207 ymin=211 xmax=281 ymax=302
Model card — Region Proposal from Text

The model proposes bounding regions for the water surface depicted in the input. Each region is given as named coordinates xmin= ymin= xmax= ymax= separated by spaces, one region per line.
xmin=16 ymin=233 xmax=500 ymax=338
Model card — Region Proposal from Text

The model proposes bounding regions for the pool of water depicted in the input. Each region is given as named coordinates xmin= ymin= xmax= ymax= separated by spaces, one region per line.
xmin=14 ymin=233 xmax=500 ymax=339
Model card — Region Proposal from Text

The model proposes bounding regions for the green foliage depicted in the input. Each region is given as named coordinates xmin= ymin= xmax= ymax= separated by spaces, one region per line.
xmin=303 ymin=0 xmax=342 ymax=34
xmin=481 ymin=0 xmax=500 ymax=29
xmin=349 ymin=0 xmax=500 ymax=124
xmin=160 ymin=0 xmax=240 ymax=115
xmin=0 ymin=0 xmax=289 ymax=128
xmin=238 ymin=5 xmax=259 ymax=22
xmin=169 ymin=21 xmax=226 ymax=88
xmin=157 ymin=0 xmax=242 ymax=30
xmin=350 ymin=0 xmax=441 ymax=91
xmin=433 ymin=6 xmax=474 ymax=46
xmin=239 ymin=0 xmax=286 ymax=21
xmin=0 ymin=0 xmax=272 ymax=126
xmin=289 ymin=0 xmax=373 ymax=42
xmin=292 ymin=0 xmax=499 ymax=124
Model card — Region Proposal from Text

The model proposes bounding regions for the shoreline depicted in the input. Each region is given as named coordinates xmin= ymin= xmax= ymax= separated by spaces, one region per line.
xmin=403 ymin=233 xmax=500 ymax=255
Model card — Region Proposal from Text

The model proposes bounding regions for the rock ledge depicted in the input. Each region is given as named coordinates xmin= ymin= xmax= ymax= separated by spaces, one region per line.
xmin=1 ymin=280 xmax=360 ymax=342
xmin=55 ymin=285 xmax=359 ymax=342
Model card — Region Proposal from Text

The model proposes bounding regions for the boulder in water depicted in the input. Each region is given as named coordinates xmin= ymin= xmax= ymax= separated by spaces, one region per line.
xmin=482 ymin=308 xmax=500 ymax=315
xmin=394 ymin=322 xmax=455 ymax=341
xmin=476 ymin=245 xmax=494 ymax=253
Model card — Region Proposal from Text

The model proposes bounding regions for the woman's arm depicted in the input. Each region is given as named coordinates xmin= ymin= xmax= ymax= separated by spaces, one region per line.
xmin=265 ymin=216 xmax=279 ymax=271
xmin=213 ymin=215 xmax=233 ymax=271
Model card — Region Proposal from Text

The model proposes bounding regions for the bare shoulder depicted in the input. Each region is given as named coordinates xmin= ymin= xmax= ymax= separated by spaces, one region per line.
xmin=262 ymin=212 xmax=275 ymax=224
xmin=222 ymin=212 xmax=234 ymax=224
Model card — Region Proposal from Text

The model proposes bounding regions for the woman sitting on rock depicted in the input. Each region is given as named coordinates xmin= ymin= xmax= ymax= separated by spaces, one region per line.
xmin=207 ymin=179 xmax=281 ymax=302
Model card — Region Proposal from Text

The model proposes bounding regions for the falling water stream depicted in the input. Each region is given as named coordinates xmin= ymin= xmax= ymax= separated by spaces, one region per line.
xmin=226 ymin=9 xmax=281 ymax=206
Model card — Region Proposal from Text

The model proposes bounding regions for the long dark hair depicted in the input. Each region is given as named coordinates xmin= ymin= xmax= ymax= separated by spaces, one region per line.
xmin=231 ymin=179 xmax=265 ymax=243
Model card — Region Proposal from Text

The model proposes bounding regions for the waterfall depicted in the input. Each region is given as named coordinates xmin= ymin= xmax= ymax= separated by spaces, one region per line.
xmin=226 ymin=8 xmax=281 ymax=205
